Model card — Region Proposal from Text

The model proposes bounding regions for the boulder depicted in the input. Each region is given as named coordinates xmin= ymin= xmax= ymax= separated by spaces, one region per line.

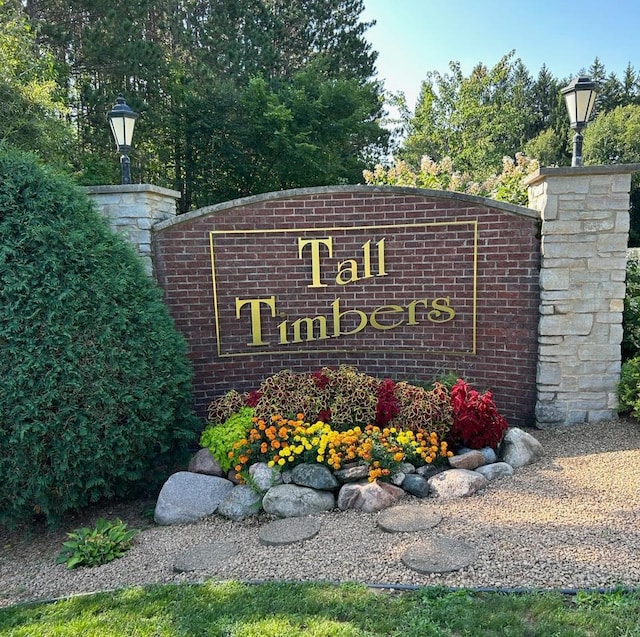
xmin=333 ymin=464 xmax=369 ymax=483
xmin=479 ymin=447 xmax=498 ymax=464
xmin=216 ymin=484 xmax=263 ymax=521
xmin=428 ymin=469 xmax=488 ymax=499
xmin=154 ymin=471 xmax=234 ymax=525
xmin=474 ymin=462 xmax=514 ymax=481
xmin=188 ymin=448 xmax=224 ymax=477
xmin=249 ymin=462 xmax=283 ymax=492
xmin=291 ymin=463 xmax=339 ymax=490
xmin=337 ymin=480 xmax=405 ymax=513
xmin=415 ymin=464 xmax=448 ymax=479
xmin=448 ymin=449 xmax=486 ymax=471
xmin=262 ymin=484 xmax=335 ymax=518
xmin=499 ymin=428 xmax=544 ymax=468
xmin=401 ymin=473 xmax=430 ymax=498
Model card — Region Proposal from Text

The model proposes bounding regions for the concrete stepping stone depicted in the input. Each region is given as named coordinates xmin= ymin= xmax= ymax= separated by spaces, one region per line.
xmin=258 ymin=516 xmax=322 ymax=546
xmin=401 ymin=537 xmax=476 ymax=574
xmin=173 ymin=542 xmax=240 ymax=573
xmin=377 ymin=505 xmax=442 ymax=533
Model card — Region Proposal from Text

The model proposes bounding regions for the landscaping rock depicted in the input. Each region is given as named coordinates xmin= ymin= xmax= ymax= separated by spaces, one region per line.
xmin=291 ymin=463 xmax=338 ymax=490
xmin=249 ymin=462 xmax=283 ymax=492
xmin=479 ymin=447 xmax=498 ymax=464
xmin=398 ymin=462 xmax=416 ymax=474
xmin=262 ymin=484 xmax=335 ymax=517
xmin=428 ymin=468 xmax=488 ymax=499
xmin=173 ymin=542 xmax=239 ymax=573
xmin=474 ymin=462 xmax=514 ymax=481
xmin=216 ymin=484 xmax=263 ymax=521
xmin=401 ymin=537 xmax=476 ymax=574
xmin=448 ymin=449 xmax=486 ymax=470
xmin=337 ymin=480 xmax=405 ymax=513
xmin=333 ymin=464 xmax=369 ymax=483
xmin=154 ymin=472 xmax=234 ymax=525
xmin=188 ymin=448 xmax=224 ymax=477
xmin=227 ymin=469 xmax=243 ymax=484
xmin=401 ymin=473 xmax=430 ymax=498
xmin=258 ymin=517 xmax=322 ymax=546
xmin=499 ymin=427 xmax=544 ymax=468
xmin=377 ymin=504 xmax=442 ymax=533
xmin=415 ymin=464 xmax=448 ymax=479
xmin=390 ymin=471 xmax=406 ymax=486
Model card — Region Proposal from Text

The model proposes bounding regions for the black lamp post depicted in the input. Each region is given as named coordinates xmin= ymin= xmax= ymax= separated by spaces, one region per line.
xmin=561 ymin=76 xmax=598 ymax=167
xmin=107 ymin=95 xmax=138 ymax=184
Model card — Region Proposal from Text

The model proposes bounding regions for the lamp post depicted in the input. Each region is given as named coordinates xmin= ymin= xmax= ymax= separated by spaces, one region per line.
xmin=107 ymin=95 xmax=138 ymax=184
xmin=561 ymin=76 xmax=598 ymax=167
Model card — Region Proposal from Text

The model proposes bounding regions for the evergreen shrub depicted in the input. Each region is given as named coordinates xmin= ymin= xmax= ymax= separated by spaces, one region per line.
xmin=0 ymin=148 xmax=199 ymax=528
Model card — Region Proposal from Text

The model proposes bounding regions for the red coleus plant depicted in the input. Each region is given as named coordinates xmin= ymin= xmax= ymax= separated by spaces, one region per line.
xmin=375 ymin=378 xmax=400 ymax=426
xmin=449 ymin=379 xmax=508 ymax=450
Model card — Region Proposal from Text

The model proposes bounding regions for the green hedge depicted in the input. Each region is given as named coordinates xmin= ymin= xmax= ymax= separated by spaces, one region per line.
xmin=0 ymin=148 xmax=199 ymax=527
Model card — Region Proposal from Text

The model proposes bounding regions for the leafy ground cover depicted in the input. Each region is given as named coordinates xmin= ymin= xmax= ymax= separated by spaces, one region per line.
xmin=0 ymin=581 xmax=638 ymax=636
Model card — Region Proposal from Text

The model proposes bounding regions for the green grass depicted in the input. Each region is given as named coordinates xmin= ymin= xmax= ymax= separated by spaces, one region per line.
xmin=0 ymin=582 xmax=639 ymax=636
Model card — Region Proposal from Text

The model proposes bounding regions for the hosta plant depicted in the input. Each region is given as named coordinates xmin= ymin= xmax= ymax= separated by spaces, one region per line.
xmin=56 ymin=518 xmax=138 ymax=569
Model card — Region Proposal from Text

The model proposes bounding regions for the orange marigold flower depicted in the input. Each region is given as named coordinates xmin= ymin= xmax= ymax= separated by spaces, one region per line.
xmin=271 ymin=440 xmax=281 ymax=449
xmin=260 ymin=443 xmax=268 ymax=454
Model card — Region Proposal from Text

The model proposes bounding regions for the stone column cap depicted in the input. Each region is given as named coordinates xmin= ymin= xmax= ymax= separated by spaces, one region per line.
xmin=84 ymin=183 xmax=181 ymax=200
xmin=525 ymin=164 xmax=640 ymax=187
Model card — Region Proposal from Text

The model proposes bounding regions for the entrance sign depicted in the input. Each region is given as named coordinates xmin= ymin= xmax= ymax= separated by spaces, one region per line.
xmin=210 ymin=221 xmax=477 ymax=357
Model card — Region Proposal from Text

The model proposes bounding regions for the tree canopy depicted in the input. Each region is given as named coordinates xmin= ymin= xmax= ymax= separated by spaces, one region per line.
xmin=14 ymin=0 xmax=387 ymax=211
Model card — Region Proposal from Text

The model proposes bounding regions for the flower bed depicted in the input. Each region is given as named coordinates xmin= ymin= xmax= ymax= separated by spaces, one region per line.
xmin=200 ymin=366 xmax=508 ymax=484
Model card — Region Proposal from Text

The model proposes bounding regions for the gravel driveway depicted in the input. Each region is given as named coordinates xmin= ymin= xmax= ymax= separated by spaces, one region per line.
xmin=1 ymin=418 xmax=639 ymax=608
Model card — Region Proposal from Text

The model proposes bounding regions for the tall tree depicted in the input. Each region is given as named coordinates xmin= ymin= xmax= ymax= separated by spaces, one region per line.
xmin=0 ymin=0 xmax=73 ymax=165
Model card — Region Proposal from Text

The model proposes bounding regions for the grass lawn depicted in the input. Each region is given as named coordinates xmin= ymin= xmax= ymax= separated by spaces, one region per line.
xmin=0 ymin=581 xmax=639 ymax=636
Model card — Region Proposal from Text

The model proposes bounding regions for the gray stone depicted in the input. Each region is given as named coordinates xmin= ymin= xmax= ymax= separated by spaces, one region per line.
xmin=258 ymin=517 xmax=322 ymax=546
xmin=398 ymin=462 xmax=416 ymax=474
xmin=428 ymin=469 xmax=488 ymax=499
xmin=333 ymin=464 xmax=369 ymax=482
xmin=262 ymin=484 xmax=335 ymax=518
xmin=377 ymin=505 xmax=442 ymax=533
xmin=173 ymin=542 xmax=239 ymax=573
xmin=188 ymin=448 xmax=224 ymax=476
xmin=474 ymin=462 xmax=514 ymax=481
xmin=479 ymin=447 xmax=498 ymax=464
xmin=401 ymin=473 xmax=430 ymax=498
xmin=216 ymin=484 xmax=263 ymax=521
xmin=154 ymin=471 xmax=234 ymax=525
xmin=291 ymin=463 xmax=339 ymax=491
xmin=415 ymin=464 xmax=448 ymax=479
xmin=249 ymin=462 xmax=283 ymax=493
xmin=227 ymin=469 xmax=242 ymax=484
xmin=448 ymin=450 xmax=486 ymax=470
xmin=401 ymin=537 xmax=476 ymax=573
xmin=499 ymin=428 xmax=544 ymax=468
xmin=390 ymin=471 xmax=406 ymax=486
xmin=337 ymin=480 xmax=405 ymax=513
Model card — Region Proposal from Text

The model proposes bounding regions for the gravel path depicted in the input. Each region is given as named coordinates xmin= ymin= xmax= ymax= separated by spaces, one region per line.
xmin=1 ymin=419 xmax=640 ymax=608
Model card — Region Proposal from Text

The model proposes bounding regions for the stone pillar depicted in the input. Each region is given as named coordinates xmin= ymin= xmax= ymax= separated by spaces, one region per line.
xmin=85 ymin=184 xmax=180 ymax=277
xmin=526 ymin=165 xmax=640 ymax=427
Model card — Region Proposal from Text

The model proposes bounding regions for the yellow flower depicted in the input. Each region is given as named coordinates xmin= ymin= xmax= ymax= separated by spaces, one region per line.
xmin=278 ymin=458 xmax=286 ymax=466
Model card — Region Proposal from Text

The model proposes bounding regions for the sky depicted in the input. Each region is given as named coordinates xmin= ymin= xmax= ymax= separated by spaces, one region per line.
xmin=361 ymin=0 xmax=640 ymax=110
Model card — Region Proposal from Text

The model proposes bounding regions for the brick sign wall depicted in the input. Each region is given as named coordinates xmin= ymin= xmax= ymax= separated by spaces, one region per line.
xmin=153 ymin=186 xmax=541 ymax=427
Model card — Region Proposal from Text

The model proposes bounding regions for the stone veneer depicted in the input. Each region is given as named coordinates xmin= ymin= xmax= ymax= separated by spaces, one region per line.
xmin=526 ymin=165 xmax=640 ymax=427
xmin=85 ymin=184 xmax=181 ymax=276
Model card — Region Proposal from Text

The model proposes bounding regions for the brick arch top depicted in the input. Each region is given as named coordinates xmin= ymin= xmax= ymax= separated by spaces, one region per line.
xmin=153 ymin=185 xmax=541 ymax=427
xmin=154 ymin=185 xmax=539 ymax=232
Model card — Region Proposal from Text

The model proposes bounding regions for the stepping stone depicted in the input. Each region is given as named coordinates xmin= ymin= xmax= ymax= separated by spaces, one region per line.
xmin=377 ymin=505 xmax=442 ymax=533
xmin=401 ymin=537 xmax=476 ymax=574
xmin=258 ymin=517 xmax=322 ymax=546
xmin=173 ymin=542 xmax=240 ymax=573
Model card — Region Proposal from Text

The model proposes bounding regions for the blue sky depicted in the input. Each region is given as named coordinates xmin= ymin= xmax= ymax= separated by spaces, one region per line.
xmin=362 ymin=0 xmax=640 ymax=109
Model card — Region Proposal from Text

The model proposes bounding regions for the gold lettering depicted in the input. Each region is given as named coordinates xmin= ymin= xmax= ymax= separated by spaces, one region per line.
xmin=235 ymin=296 xmax=276 ymax=346
xmin=370 ymin=304 xmax=405 ymax=330
xmin=376 ymin=238 xmax=387 ymax=277
xmin=279 ymin=316 xmax=330 ymax=343
xmin=336 ymin=259 xmax=359 ymax=285
xmin=406 ymin=298 xmax=430 ymax=325
xmin=331 ymin=297 xmax=368 ymax=336
xmin=362 ymin=239 xmax=372 ymax=278
xmin=428 ymin=297 xmax=456 ymax=323
xmin=298 ymin=237 xmax=333 ymax=288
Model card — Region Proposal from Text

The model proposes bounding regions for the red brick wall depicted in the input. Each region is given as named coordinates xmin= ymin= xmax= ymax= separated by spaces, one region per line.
xmin=153 ymin=186 xmax=540 ymax=427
